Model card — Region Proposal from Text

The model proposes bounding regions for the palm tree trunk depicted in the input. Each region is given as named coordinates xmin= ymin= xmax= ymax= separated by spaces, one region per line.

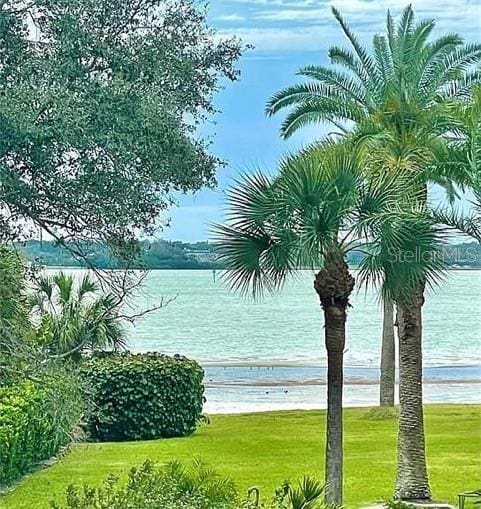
xmin=380 ymin=298 xmax=395 ymax=407
xmin=324 ymin=304 xmax=346 ymax=506
xmin=395 ymin=288 xmax=431 ymax=501
xmin=314 ymin=258 xmax=354 ymax=507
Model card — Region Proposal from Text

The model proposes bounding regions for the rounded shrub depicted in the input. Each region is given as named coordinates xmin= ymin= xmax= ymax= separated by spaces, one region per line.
xmin=80 ymin=352 xmax=205 ymax=441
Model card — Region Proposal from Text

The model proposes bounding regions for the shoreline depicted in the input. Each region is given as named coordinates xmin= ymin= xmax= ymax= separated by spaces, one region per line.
xmin=206 ymin=377 xmax=481 ymax=387
xmin=203 ymin=376 xmax=481 ymax=414
xmin=201 ymin=401 xmax=481 ymax=416
xmin=200 ymin=361 xmax=481 ymax=369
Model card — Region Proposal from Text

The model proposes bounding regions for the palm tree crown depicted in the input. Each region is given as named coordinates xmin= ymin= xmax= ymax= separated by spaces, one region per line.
xmin=266 ymin=5 xmax=481 ymax=140
xmin=214 ymin=143 xmax=444 ymax=303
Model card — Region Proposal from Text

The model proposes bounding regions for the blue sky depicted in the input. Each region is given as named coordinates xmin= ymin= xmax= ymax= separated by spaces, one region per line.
xmin=162 ymin=0 xmax=481 ymax=241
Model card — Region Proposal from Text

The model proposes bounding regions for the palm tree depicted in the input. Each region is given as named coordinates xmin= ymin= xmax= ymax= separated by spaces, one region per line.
xmin=213 ymin=142 xmax=441 ymax=505
xmin=30 ymin=272 xmax=127 ymax=360
xmin=265 ymin=6 xmax=481 ymax=499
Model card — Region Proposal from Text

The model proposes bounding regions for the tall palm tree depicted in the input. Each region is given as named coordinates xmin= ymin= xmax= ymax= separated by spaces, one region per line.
xmin=265 ymin=6 xmax=481 ymax=499
xmin=213 ymin=142 xmax=441 ymax=505
xmin=30 ymin=272 xmax=127 ymax=360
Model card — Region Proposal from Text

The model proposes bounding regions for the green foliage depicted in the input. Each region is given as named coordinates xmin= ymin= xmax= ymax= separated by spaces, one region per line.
xmin=50 ymin=459 xmax=240 ymax=509
xmin=29 ymin=272 xmax=127 ymax=360
xmin=0 ymin=373 xmax=82 ymax=487
xmin=266 ymin=5 xmax=481 ymax=140
xmin=261 ymin=477 xmax=330 ymax=509
xmin=80 ymin=353 xmax=204 ymax=441
xmin=434 ymin=87 xmax=481 ymax=241
xmin=213 ymin=142 xmax=445 ymax=303
xmin=0 ymin=0 xmax=241 ymax=257
xmin=50 ymin=460 xmax=332 ymax=509
xmin=0 ymin=245 xmax=29 ymax=340
xmin=0 ymin=245 xmax=36 ymax=384
xmin=385 ymin=500 xmax=415 ymax=509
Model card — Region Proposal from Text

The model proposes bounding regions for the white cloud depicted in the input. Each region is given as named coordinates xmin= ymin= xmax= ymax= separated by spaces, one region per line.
xmin=216 ymin=0 xmax=481 ymax=52
xmin=217 ymin=25 xmax=346 ymax=52
xmin=216 ymin=13 xmax=247 ymax=21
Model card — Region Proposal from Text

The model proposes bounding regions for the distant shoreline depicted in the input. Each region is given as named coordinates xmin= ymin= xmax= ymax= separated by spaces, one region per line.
xmin=43 ymin=266 xmax=481 ymax=271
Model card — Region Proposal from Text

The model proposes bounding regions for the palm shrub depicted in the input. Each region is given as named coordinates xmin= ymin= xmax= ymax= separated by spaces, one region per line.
xmin=213 ymin=142 xmax=442 ymax=505
xmin=29 ymin=272 xmax=127 ymax=360
xmin=265 ymin=5 xmax=480 ymax=498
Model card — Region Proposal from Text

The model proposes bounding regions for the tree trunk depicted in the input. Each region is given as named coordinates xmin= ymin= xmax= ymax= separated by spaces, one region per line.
xmin=314 ymin=258 xmax=354 ymax=507
xmin=395 ymin=289 xmax=431 ymax=501
xmin=380 ymin=297 xmax=395 ymax=407
xmin=324 ymin=304 xmax=346 ymax=506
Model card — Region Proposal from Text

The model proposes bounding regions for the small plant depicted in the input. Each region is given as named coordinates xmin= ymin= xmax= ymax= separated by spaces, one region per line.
xmin=30 ymin=272 xmax=127 ymax=360
xmin=244 ymin=477 xmax=333 ymax=509
xmin=51 ymin=461 xmax=334 ymax=509
xmin=385 ymin=500 xmax=416 ymax=509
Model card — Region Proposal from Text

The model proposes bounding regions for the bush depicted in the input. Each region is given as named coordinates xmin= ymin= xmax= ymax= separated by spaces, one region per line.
xmin=50 ymin=460 xmax=240 ymax=509
xmin=50 ymin=460 xmax=331 ymax=509
xmin=80 ymin=352 xmax=204 ymax=441
xmin=0 ymin=373 xmax=82 ymax=487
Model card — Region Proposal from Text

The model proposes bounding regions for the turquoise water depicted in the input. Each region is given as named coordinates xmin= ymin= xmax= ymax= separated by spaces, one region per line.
xmin=56 ymin=268 xmax=481 ymax=411
xmin=130 ymin=269 xmax=481 ymax=369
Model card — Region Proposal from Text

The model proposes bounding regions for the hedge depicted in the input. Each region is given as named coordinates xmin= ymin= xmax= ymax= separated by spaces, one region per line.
xmin=0 ymin=377 xmax=81 ymax=487
xmin=80 ymin=352 xmax=205 ymax=441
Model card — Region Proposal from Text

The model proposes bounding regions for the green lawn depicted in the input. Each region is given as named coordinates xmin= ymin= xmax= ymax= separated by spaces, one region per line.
xmin=1 ymin=405 xmax=480 ymax=509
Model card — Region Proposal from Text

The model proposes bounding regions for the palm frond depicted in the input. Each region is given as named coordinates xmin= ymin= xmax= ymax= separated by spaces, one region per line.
xmin=331 ymin=6 xmax=379 ymax=84
xmin=358 ymin=208 xmax=448 ymax=303
xmin=53 ymin=272 xmax=74 ymax=306
xmin=280 ymin=98 xmax=364 ymax=138
xmin=265 ymin=82 xmax=332 ymax=116
xmin=299 ymin=65 xmax=367 ymax=105
xmin=433 ymin=206 xmax=481 ymax=241
xmin=77 ymin=274 xmax=98 ymax=301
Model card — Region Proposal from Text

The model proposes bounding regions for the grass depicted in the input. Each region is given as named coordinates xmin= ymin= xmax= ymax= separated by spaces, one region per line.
xmin=1 ymin=405 xmax=480 ymax=509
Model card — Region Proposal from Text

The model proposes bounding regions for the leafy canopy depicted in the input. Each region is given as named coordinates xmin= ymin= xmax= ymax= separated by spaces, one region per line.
xmin=213 ymin=142 xmax=445 ymax=303
xmin=0 ymin=0 xmax=242 ymax=252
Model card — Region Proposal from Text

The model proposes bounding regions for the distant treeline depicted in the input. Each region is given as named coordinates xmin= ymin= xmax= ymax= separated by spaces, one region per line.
xmin=17 ymin=240 xmax=221 ymax=270
xmin=17 ymin=240 xmax=481 ymax=270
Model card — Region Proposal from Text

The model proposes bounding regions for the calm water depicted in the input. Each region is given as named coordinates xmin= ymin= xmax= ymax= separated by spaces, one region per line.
xmin=58 ymin=269 xmax=481 ymax=412
xmin=124 ymin=269 xmax=481 ymax=412
xmin=130 ymin=269 xmax=481 ymax=368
